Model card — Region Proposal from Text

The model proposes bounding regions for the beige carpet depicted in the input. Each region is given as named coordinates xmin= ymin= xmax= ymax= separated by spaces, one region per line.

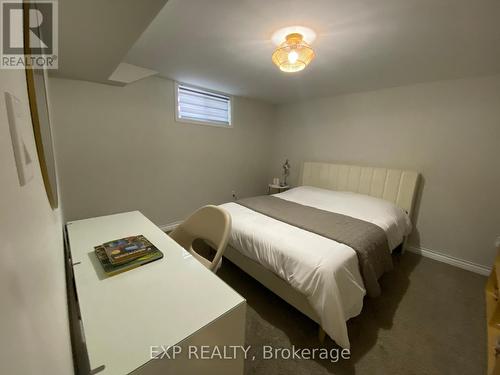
xmin=218 ymin=251 xmax=486 ymax=375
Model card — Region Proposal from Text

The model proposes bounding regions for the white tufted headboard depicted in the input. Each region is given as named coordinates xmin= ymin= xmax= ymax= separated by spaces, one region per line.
xmin=301 ymin=162 xmax=420 ymax=217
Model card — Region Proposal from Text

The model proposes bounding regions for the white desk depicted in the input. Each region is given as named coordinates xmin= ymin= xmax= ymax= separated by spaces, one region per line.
xmin=66 ymin=211 xmax=246 ymax=375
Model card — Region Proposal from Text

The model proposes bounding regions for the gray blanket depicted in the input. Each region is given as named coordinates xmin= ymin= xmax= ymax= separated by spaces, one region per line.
xmin=236 ymin=195 xmax=393 ymax=297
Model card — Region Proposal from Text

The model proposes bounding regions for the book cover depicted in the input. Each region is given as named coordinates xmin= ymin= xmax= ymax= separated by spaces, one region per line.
xmin=102 ymin=235 xmax=157 ymax=265
xmin=94 ymin=244 xmax=163 ymax=276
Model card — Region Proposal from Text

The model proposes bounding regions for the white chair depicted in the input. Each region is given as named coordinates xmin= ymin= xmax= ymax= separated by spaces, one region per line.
xmin=169 ymin=205 xmax=232 ymax=272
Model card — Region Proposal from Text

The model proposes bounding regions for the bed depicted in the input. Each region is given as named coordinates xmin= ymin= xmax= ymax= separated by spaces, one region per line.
xmin=220 ymin=162 xmax=420 ymax=349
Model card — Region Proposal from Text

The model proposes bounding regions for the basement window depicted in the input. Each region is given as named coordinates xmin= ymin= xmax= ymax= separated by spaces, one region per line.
xmin=175 ymin=82 xmax=232 ymax=127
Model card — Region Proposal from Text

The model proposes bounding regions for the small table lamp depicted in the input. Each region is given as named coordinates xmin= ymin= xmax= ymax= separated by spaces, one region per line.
xmin=281 ymin=159 xmax=290 ymax=187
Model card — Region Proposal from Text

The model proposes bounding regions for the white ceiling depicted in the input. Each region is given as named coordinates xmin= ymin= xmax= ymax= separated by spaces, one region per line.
xmin=124 ymin=0 xmax=500 ymax=103
xmin=51 ymin=0 xmax=167 ymax=84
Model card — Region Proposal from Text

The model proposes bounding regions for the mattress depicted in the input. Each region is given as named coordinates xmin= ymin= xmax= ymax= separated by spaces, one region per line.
xmin=220 ymin=186 xmax=412 ymax=348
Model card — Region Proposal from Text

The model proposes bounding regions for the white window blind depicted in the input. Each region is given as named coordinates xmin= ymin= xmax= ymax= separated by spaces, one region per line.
xmin=176 ymin=83 xmax=231 ymax=126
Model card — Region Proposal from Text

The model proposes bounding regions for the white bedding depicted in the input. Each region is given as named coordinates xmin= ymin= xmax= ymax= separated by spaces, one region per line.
xmin=220 ymin=186 xmax=412 ymax=349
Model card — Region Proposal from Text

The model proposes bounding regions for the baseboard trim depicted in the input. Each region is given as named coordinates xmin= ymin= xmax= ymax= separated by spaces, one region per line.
xmin=406 ymin=245 xmax=491 ymax=276
xmin=159 ymin=221 xmax=182 ymax=233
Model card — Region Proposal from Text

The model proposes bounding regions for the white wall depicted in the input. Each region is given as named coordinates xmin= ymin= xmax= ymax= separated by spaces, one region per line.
xmin=0 ymin=71 xmax=73 ymax=373
xmin=49 ymin=76 xmax=275 ymax=225
xmin=269 ymin=75 xmax=500 ymax=268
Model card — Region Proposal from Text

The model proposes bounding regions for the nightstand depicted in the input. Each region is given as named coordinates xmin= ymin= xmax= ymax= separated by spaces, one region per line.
xmin=268 ymin=184 xmax=290 ymax=194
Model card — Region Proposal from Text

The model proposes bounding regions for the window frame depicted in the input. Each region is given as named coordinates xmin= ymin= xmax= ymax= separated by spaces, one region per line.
xmin=174 ymin=82 xmax=233 ymax=128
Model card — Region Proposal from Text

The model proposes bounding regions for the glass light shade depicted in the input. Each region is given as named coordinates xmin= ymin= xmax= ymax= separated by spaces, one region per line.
xmin=271 ymin=33 xmax=315 ymax=73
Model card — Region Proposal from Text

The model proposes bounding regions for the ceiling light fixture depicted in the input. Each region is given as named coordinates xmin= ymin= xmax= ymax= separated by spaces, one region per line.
xmin=271 ymin=32 xmax=315 ymax=73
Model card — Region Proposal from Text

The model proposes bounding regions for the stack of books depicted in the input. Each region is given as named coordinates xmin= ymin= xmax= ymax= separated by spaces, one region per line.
xmin=94 ymin=235 xmax=163 ymax=276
